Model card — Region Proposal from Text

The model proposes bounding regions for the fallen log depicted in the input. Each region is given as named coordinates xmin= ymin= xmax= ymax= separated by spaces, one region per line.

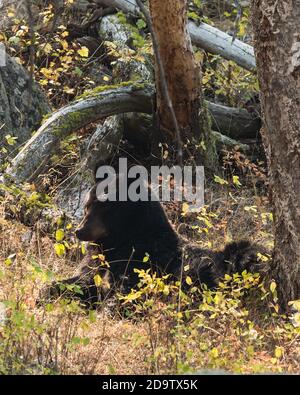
xmin=6 ymin=83 xmax=259 ymax=184
xmin=95 ymin=0 xmax=140 ymax=15
xmin=96 ymin=0 xmax=256 ymax=71
xmin=188 ymin=21 xmax=255 ymax=71
xmin=207 ymin=102 xmax=261 ymax=140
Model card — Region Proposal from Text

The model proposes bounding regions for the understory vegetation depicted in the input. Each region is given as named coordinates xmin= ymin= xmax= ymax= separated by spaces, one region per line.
xmin=0 ymin=0 xmax=299 ymax=375
xmin=0 ymin=162 xmax=299 ymax=374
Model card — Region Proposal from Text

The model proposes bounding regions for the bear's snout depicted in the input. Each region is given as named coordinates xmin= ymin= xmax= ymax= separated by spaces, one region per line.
xmin=75 ymin=227 xmax=85 ymax=240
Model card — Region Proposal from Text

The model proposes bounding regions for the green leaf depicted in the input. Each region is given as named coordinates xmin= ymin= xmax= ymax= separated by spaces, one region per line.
xmin=194 ymin=0 xmax=202 ymax=8
xmin=214 ymin=175 xmax=228 ymax=185
xmin=89 ymin=310 xmax=97 ymax=323
xmin=187 ymin=11 xmax=201 ymax=21
xmin=74 ymin=67 xmax=83 ymax=76
xmin=8 ymin=36 xmax=20 ymax=45
xmin=136 ymin=18 xmax=146 ymax=29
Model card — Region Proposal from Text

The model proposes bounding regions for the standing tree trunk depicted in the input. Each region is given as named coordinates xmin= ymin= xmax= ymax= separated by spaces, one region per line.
xmin=251 ymin=1 xmax=300 ymax=308
xmin=148 ymin=0 xmax=217 ymax=169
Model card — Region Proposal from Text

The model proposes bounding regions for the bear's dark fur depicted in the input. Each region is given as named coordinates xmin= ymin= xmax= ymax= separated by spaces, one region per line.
xmin=51 ymin=181 xmax=268 ymax=305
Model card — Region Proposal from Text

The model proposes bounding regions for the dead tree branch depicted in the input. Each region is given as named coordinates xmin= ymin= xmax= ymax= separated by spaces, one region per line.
xmin=6 ymin=83 xmax=259 ymax=184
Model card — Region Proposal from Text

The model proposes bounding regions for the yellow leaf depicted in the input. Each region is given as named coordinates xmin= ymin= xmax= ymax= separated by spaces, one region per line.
xmin=232 ymin=175 xmax=242 ymax=187
xmin=270 ymin=281 xmax=277 ymax=294
xmin=94 ymin=274 xmax=102 ymax=287
xmin=54 ymin=243 xmax=66 ymax=257
xmin=271 ymin=357 xmax=277 ymax=365
xmin=293 ymin=312 xmax=300 ymax=327
xmin=210 ymin=348 xmax=219 ymax=358
xmin=55 ymin=229 xmax=65 ymax=242
xmin=60 ymin=40 xmax=69 ymax=50
xmin=274 ymin=346 xmax=283 ymax=359
xmin=63 ymin=87 xmax=75 ymax=94
xmin=5 ymin=258 xmax=12 ymax=266
xmin=186 ymin=276 xmax=192 ymax=286
xmin=40 ymin=79 xmax=48 ymax=86
xmin=257 ymin=252 xmax=270 ymax=262
xmin=182 ymin=202 xmax=189 ymax=214
xmin=43 ymin=43 xmax=52 ymax=54
xmin=5 ymin=135 xmax=18 ymax=146
xmin=40 ymin=67 xmax=53 ymax=78
xmin=289 ymin=299 xmax=300 ymax=311
xmin=7 ymin=10 xmax=15 ymax=18
xmin=78 ymin=46 xmax=89 ymax=57
xmin=143 ymin=254 xmax=149 ymax=263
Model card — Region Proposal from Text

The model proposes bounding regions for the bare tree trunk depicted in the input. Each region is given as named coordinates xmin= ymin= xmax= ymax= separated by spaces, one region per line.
xmin=148 ymin=0 xmax=217 ymax=169
xmin=251 ymin=0 xmax=300 ymax=308
xmin=149 ymin=0 xmax=200 ymax=133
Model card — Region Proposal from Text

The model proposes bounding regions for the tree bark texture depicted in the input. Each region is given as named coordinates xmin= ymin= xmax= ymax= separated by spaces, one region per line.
xmin=252 ymin=0 xmax=300 ymax=307
xmin=148 ymin=0 xmax=201 ymax=135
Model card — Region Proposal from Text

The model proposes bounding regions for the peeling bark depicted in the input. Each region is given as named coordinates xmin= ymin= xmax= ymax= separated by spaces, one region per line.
xmin=149 ymin=0 xmax=201 ymax=133
xmin=148 ymin=0 xmax=217 ymax=170
xmin=252 ymin=0 xmax=300 ymax=307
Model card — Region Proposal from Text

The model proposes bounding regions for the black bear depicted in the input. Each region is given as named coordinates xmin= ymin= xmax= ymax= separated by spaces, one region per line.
xmin=50 ymin=176 xmax=268 ymax=306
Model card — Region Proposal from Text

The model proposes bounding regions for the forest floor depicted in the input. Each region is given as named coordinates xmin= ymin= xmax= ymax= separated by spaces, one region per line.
xmin=0 ymin=162 xmax=299 ymax=375
xmin=0 ymin=1 xmax=299 ymax=376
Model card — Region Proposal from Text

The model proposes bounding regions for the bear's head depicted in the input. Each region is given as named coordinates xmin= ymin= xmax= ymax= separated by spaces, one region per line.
xmin=75 ymin=185 xmax=108 ymax=242
xmin=75 ymin=174 xmax=170 ymax=245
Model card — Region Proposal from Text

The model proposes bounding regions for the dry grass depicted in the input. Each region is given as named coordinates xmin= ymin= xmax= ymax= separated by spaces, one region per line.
xmin=0 ymin=179 xmax=299 ymax=375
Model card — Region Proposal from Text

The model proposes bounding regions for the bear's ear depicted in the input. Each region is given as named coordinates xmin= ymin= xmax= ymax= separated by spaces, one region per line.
xmin=84 ymin=185 xmax=97 ymax=206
